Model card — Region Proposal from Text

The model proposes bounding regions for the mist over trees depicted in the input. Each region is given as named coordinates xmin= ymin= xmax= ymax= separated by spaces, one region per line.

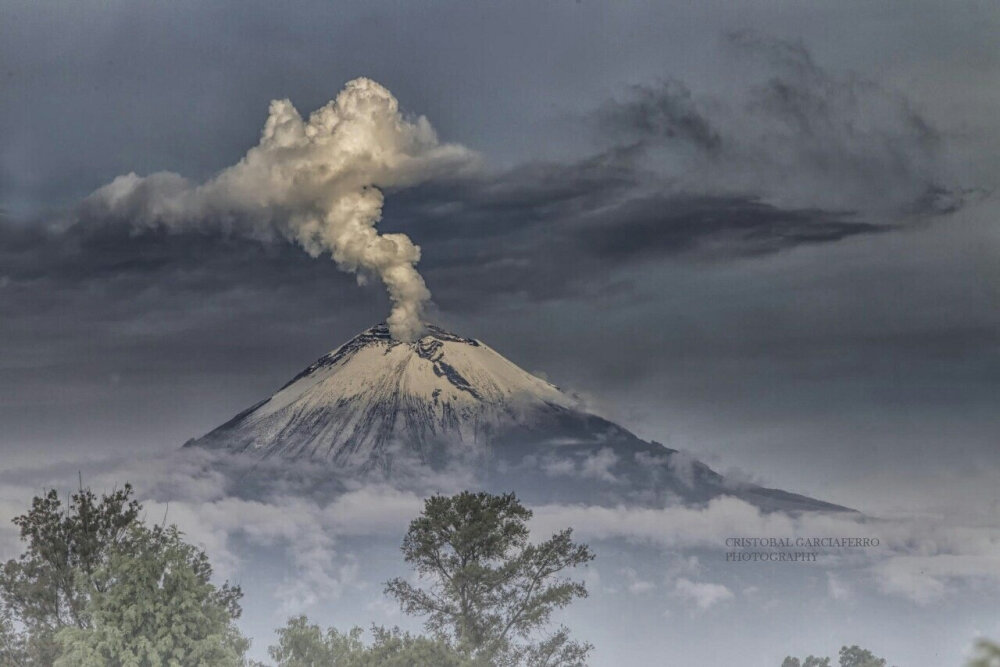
xmin=4 ymin=482 xmax=992 ymax=667
xmin=266 ymin=491 xmax=593 ymax=667
xmin=0 ymin=486 xmax=594 ymax=667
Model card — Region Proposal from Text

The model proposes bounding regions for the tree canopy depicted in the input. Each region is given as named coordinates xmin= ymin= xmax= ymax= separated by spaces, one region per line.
xmin=0 ymin=484 xmax=247 ymax=666
xmin=53 ymin=523 xmax=248 ymax=666
xmin=385 ymin=491 xmax=593 ymax=666
xmin=782 ymin=645 xmax=892 ymax=667
xmin=267 ymin=615 xmax=471 ymax=667
xmin=2 ymin=486 xmax=597 ymax=666
xmin=969 ymin=640 xmax=1000 ymax=667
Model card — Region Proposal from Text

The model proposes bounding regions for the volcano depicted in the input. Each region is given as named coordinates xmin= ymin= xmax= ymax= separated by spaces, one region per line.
xmin=187 ymin=324 xmax=850 ymax=512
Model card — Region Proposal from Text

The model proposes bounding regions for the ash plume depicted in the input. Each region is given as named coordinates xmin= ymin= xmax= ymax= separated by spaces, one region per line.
xmin=81 ymin=78 xmax=477 ymax=341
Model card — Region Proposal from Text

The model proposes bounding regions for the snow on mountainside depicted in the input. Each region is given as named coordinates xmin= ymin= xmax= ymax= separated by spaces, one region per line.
xmin=188 ymin=324 xmax=852 ymax=512
xmin=189 ymin=324 xmax=577 ymax=467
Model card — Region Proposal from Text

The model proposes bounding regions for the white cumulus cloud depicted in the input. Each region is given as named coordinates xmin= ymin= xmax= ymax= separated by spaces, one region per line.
xmin=672 ymin=578 xmax=734 ymax=610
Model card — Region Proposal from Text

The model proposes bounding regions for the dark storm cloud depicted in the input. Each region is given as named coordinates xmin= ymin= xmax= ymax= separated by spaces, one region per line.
xmin=0 ymin=18 xmax=968 ymax=323
xmin=729 ymin=30 xmax=942 ymax=162
xmin=596 ymin=80 xmax=722 ymax=152
xmin=0 ymin=213 xmax=396 ymax=461
xmin=0 ymin=217 xmax=341 ymax=299
xmin=0 ymin=215 xmax=386 ymax=394
xmin=384 ymin=147 xmax=642 ymax=244
xmin=0 ymin=162 xmax=881 ymax=324
xmin=0 ymin=23 xmax=969 ymax=418
xmin=590 ymin=31 xmax=968 ymax=218
xmin=382 ymin=152 xmax=882 ymax=310
xmin=0 ymin=93 xmax=889 ymax=325
xmin=576 ymin=196 xmax=880 ymax=259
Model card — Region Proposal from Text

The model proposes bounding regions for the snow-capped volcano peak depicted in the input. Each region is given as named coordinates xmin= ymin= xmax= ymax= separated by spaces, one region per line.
xmin=190 ymin=324 xmax=575 ymax=466
xmin=188 ymin=323 xmax=851 ymax=512
xmin=266 ymin=323 xmax=573 ymax=416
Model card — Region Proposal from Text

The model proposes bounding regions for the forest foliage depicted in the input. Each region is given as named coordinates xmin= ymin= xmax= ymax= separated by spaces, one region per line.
xmin=0 ymin=486 xmax=592 ymax=666
xmin=0 ymin=482 xmax=987 ymax=666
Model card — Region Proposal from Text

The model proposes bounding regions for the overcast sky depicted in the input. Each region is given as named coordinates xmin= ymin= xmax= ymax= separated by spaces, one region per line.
xmin=1 ymin=0 xmax=998 ymax=517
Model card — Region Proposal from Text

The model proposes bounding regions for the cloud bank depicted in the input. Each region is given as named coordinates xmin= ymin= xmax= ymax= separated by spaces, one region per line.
xmin=80 ymin=78 xmax=477 ymax=341
xmin=2 ymin=451 xmax=998 ymax=610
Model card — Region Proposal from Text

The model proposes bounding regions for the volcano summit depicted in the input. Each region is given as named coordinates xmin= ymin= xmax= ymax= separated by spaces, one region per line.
xmin=188 ymin=324 xmax=849 ymax=512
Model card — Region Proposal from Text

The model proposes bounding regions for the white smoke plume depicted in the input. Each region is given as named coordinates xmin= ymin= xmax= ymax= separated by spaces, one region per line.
xmin=81 ymin=78 xmax=477 ymax=341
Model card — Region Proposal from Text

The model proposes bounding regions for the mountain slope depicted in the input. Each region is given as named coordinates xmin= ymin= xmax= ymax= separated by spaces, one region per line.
xmin=187 ymin=324 xmax=851 ymax=512
xmin=190 ymin=324 xmax=575 ymax=466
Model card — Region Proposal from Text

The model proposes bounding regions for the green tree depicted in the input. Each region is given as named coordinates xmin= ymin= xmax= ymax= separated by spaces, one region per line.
xmin=782 ymin=656 xmax=831 ymax=667
xmin=363 ymin=625 xmax=472 ymax=667
xmin=267 ymin=615 xmax=366 ymax=666
xmin=0 ymin=484 xmax=247 ymax=666
xmin=839 ymin=645 xmax=886 ymax=667
xmin=1 ymin=606 xmax=26 ymax=666
xmin=783 ymin=646 xmax=889 ymax=667
xmin=267 ymin=615 xmax=471 ymax=667
xmin=969 ymin=640 xmax=1000 ymax=667
xmin=53 ymin=523 xmax=248 ymax=666
xmin=0 ymin=484 xmax=140 ymax=663
xmin=385 ymin=491 xmax=594 ymax=666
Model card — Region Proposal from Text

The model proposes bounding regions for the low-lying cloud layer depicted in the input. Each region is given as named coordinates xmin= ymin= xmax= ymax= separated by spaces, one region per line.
xmin=1 ymin=451 xmax=996 ymax=612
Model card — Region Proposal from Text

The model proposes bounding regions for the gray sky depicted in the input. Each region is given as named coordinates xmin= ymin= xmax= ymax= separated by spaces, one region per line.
xmin=1 ymin=0 xmax=999 ymax=519
xmin=3 ymin=4 xmax=1000 ymax=664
